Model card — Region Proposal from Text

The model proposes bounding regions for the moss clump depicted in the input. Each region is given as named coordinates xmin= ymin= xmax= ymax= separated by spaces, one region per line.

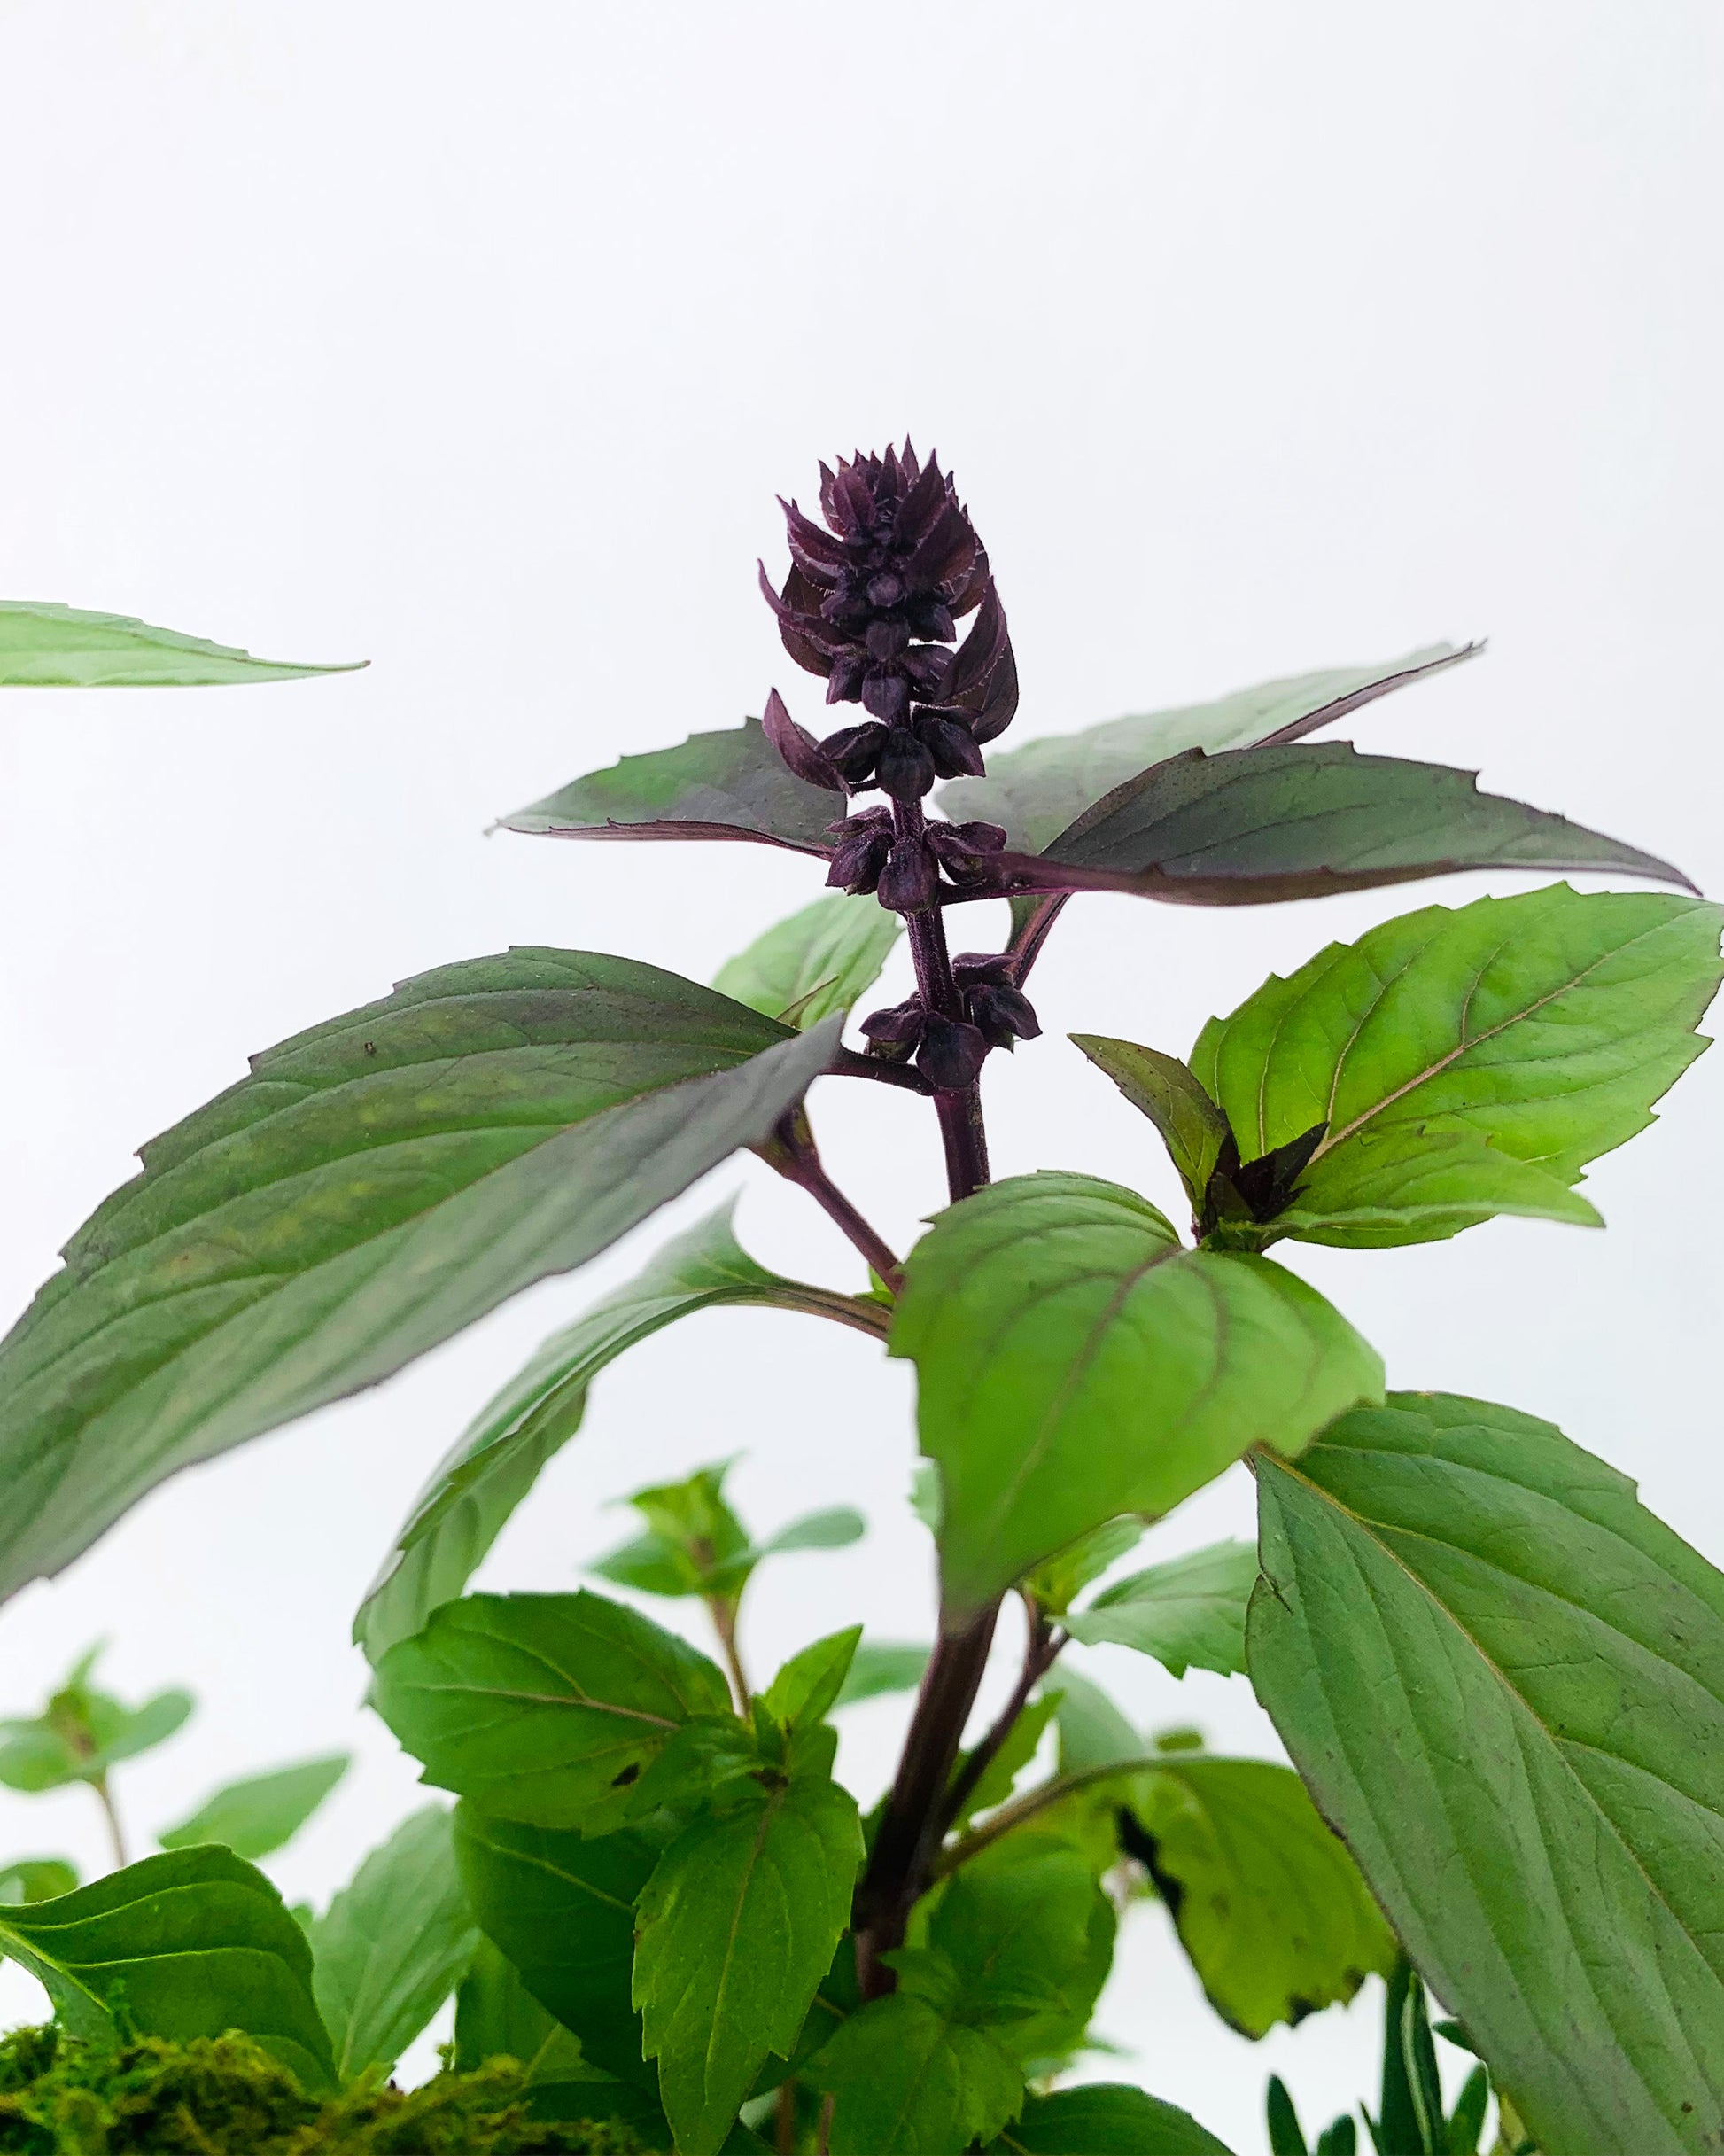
xmin=0 ymin=2025 xmax=647 ymax=2154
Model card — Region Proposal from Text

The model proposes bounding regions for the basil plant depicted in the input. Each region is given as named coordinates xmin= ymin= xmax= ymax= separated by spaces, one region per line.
xmin=0 ymin=448 xmax=1719 ymax=2156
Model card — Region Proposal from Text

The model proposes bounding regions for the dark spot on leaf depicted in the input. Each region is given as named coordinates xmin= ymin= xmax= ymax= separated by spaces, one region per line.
xmin=610 ymin=1762 xmax=641 ymax=1787
xmin=362 ymin=1041 xmax=378 ymax=1056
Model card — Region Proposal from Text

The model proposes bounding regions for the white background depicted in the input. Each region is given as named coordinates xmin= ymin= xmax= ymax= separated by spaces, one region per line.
xmin=1 ymin=5 xmax=1720 ymax=2147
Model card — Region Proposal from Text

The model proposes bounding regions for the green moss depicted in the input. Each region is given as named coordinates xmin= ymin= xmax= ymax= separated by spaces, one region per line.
xmin=0 ymin=2026 xmax=647 ymax=2155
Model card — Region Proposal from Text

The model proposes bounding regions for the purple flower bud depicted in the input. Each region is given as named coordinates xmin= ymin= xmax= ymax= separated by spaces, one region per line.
xmin=966 ymin=982 xmax=1042 ymax=1050
xmin=762 ymin=689 xmax=846 ymax=794
xmin=875 ymin=731 xmax=939 ymax=802
xmin=925 ymin=820 xmax=1008 ymax=886
xmin=916 ymin=1014 xmax=990 ymax=1092
xmin=861 ymin=666 xmax=912 ymax=726
xmin=877 ymin=832 xmax=939 ymax=912
xmin=951 ymin=950 xmax=1019 ymax=986
xmin=859 ymin=995 xmax=928 ymax=1050
xmin=824 ymin=807 xmax=894 ymax=894
xmin=916 ymin=713 xmax=987 ymax=782
xmin=820 ymin=721 xmax=889 ymax=785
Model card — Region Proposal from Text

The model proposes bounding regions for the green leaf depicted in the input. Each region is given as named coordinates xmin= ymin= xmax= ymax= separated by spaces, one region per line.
xmin=834 ymin=1641 xmax=931 ymax=1709
xmin=499 ymin=718 xmax=842 ymax=857
xmin=634 ymin=1774 xmax=862 ymax=2156
xmin=1070 ymin=1037 xmax=1231 ymax=1218
xmin=1052 ymin=1670 xmax=1145 ymax=1777
xmin=0 ymin=1647 xmax=192 ymax=1792
xmin=454 ymin=1802 xmax=659 ymax=2090
xmin=0 ymin=601 xmax=361 ymax=686
xmin=1065 ymin=1541 xmax=1258 ymax=1678
xmin=889 ymin=1173 xmax=1383 ymax=1622
xmin=0 ymin=952 xmax=842 ymax=1611
xmin=713 ymin=892 xmax=901 ymax=1027
xmin=930 ymin=1831 xmax=1112 ymax=2054
xmin=938 ymin=644 xmax=1480 ymax=852
xmin=1119 ymin=1758 xmax=1395 ymax=2036
xmin=373 ymin=1590 xmax=731 ymax=1833
xmin=0 ymin=1858 xmax=77 ymax=1904
xmin=157 ymin=1754 xmax=349 ymax=1861
xmin=812 ymin=1989 xmax=1026 ymax=2156
xmin=754 ymin=1506 xmax=866 ymax=1558
xmin=954 ymin=1696 xmax=1062 ymax=1830
xmin=1193 ymin=887 xmax=1723 ymax=1245
xmin=0 ymin=1846 xmax=333 ymax=2086
xmin=1266 ymin=2076 xmax=1309 ymax=2156
xmin=988 ymin=2082 xmax=1239 ymax=2153
xmin=1250 ymin=1391 xmax=1724 ymax=2152
xmin=590 ymin=1458 xmax=753 ymax=1600
xmin=761 ymin=1628 xmax=863 ymax=1731
xmin=309 ymin=1806 xmax=476 ymax=2082
xmin=357 ymin=1204 xmax=883 ymax=1662
xmin=979 ymin=744 xmax=1691 ymax=908
xmin=1023 ymin=1518 xmax=1147 ymax=1618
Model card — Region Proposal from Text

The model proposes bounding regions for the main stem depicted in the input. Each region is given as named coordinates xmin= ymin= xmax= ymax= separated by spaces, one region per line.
xmin=854 ymin=798 xmax=998 ymax=1998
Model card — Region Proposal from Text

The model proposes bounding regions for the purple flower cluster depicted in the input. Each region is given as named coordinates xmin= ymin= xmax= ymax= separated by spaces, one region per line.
xmin=758 ymin=442 xmax=1017 ymax=810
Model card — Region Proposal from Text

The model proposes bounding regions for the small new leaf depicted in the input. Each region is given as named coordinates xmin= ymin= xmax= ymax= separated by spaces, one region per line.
xmin=1070 ymin=1037 xmax=1231 ymax=1218
xmin=714 ymin=892 xmax=902 ymax=1028
xmin=834 ymin=1641 xmax=931 ymax=1710
xmin=1024 ymin=1519 xmax=1147 ymax=1618
xmin=309 ymin=1807 xmax=477 ymax=2083
xmin=158 ymin=1753 xmax=349 ymax=1861
xmin=761 ymin=1627 xmax=864 ymax=1731
xmin=0 ymin=1646 xmax=191 ymax=1793
xmin=1066 ymin=1541 xmax=1258 ymax=1678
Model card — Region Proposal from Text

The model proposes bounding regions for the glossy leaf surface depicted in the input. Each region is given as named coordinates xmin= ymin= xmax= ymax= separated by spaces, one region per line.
xmin=1066 ymin=1540 xmax=1258 ymax=1677
xmin=373 ymin=1591 xmax=731 ymax=1831
xmin=0 ymin=1848 xmax=332 ymax=2086
xmin=988 ymin=2083 xmax=1239 ymax=2153
xmin=309 ymin=1806 xmax=477 ymax=2082
xmin=356 ymin=1202 xmax=882 ymax=1661
xmin=1193 ymin=887 xmax=1722 ymax=1244
xmin=499 ymin=718 xmax=842 ymax=855
xmin=634 ymin=1775 xmax=862 ymax=2156
xmin=454 ymin=1803 xmax=658 ymax=2090
xmin=159 ymin=1753 xmax=349 ymax=1860
xmin=890 ymin=1174 xmax=1382 ymax=1621
xmin=0 ymin=600 xmax=360 ymax=685
xmin=712 ymin=891 xmax=901 ymax=1027
xmin=1122 ymin=1758 xmax=1395 ymax=2036
xmin=1251 ymin=1392 xmax=1724 ymax=2152
xmin=939 ymin=644 xmax=1479 ymax=852
xmin=983 ymin=744 xmax=1690 ymax=908
xmin=0 ymin=951 xmax=841 ymax=1609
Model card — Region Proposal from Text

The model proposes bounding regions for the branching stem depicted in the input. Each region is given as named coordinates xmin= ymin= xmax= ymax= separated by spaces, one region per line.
xmin=934 ymin=1609 xmax=1065 ymax=1841
xmin=758 ymin=1109 xmax=905 ymax=1295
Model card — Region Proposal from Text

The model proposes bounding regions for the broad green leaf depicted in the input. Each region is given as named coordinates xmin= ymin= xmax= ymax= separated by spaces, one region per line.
xmin=812 ymin=1987 xmax=1025 ymax=2156
xmin=930 ymin=1830 xmax=1112 ymax=2056
xmin=890 ymin=1173 xmax=1383 ymax=1622
xmin=499 ymin=718 xmax=842 ymax=856
xmin=979 ymin=746 xmax=1690 ymax=911
xmin=0 ymin=951 xmax=841 ymax=1610
xmin=158 ymin=1753 xmax=349 ymax=1861
xmin=373 ymin=1590 xmax=730 ymax=1832
xmin=309 ymin=1805 xmax=477 ymax=2082
xmin=939 ymin=644 xmax=1479 ymax=852
xmin=1250 ymin=1392 xmax=1724 ymax=2152
xmin=760 ymin=1627 xmax=863 ymax=1730
xmin=834 ymin=1641 xmax=930 ymax=1709
xmin=0 ymin=1646 xmax=192 ymax=1792
xmin=1275 ymin=1121 xmax=1604 ymax=1248
xmin=1119 ymin=1758 xmax=1395 ymax=2036
xmin=0 ymin=600 xmax=361 ymax=686
xmin=454 ymin=1802 xmax=659 ymax=2090
xmin=1070 ymin=1037 xmax=1231 ymax=1218
xmin=1065 ymin=1540 xmax=1258 ymax=1677
xmin=1193 ymin=887 xmax=1723 ymax=1243
xmin=357 ymin=1205 xmax=883 ymax=1662
xmin=634 ymin=1774 xmax=862 ymax=2156
xmin=453 ymin=1937 xmax=646 ymax=2130
xmin=0 ymin=1847 xmax=333 ymax=2086
xmin=713 ymin=892 xmax=902 ymax=1027
xmin=0 ymin=1858 xmax=77 ymax=1904
xmin=1052 ymin=1669 xmax=1145 ymax=1777
xmin=988 ymin=2083 xmax=1239 ymax=2153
